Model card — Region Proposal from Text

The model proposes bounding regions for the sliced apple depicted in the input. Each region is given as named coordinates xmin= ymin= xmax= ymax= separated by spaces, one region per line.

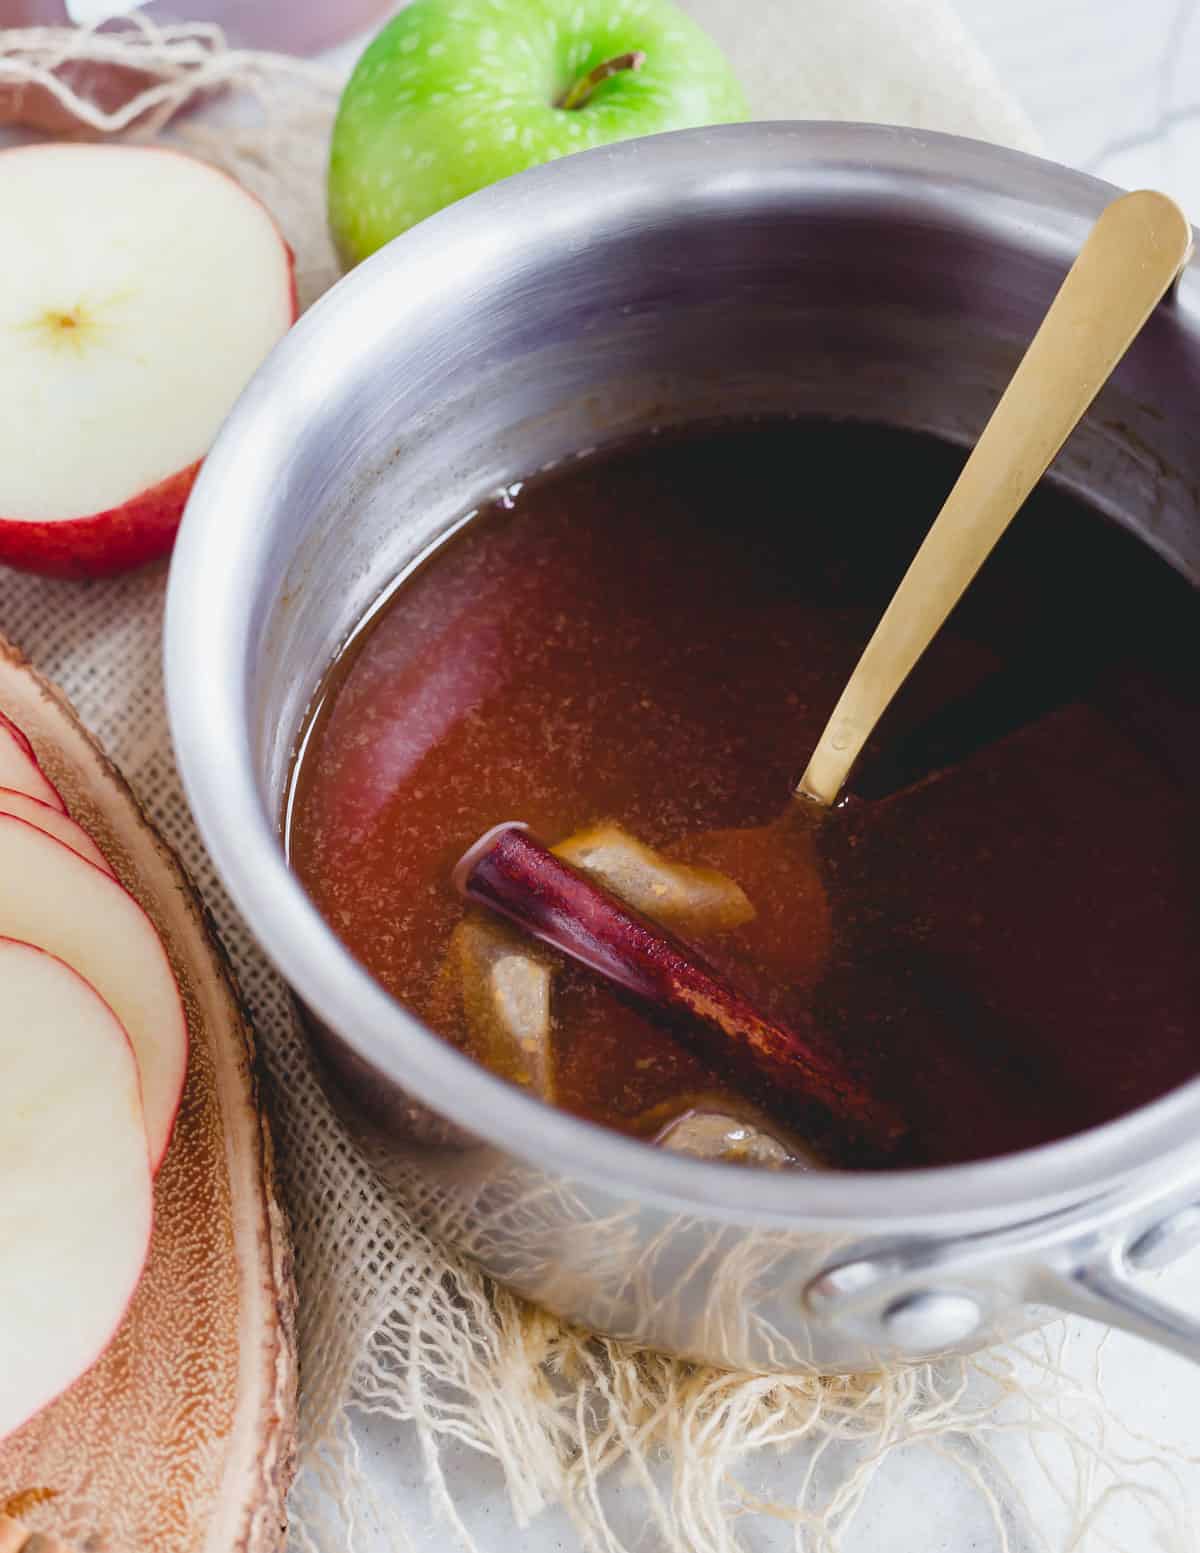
xmin=0 ymin=937 xmax=153 ymax=1441
xmin=0 ymin=814 xmax=187 ymax=1170
xmin=0 ymin=637 xmax=295 ymax=1549
xmin=0 ymin=786 xmax=113 ymax=874
xmin=0 ymin=708 xmax=39 ymax=763
xmin=0 ymin=712 xmax=65 ymax=811
xmin=0 ymin=143 xmax=296 ymax=578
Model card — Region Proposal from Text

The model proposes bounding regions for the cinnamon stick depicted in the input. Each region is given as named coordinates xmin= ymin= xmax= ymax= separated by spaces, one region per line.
xmin=454 ymin=823 xmax=906 ymax=1155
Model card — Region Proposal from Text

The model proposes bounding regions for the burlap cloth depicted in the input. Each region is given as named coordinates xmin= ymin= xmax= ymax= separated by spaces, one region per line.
xmin=3 ymin=7 xmax=1197 ymax=1551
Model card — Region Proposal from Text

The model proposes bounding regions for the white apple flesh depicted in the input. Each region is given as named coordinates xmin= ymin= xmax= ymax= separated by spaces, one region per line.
xmin=0 ymin=785 xmax=113 ymax=874
xmin=0 ymin=938 xmax=153 ymax=1441
xmin=0 ymin=144 xmax=296 ymax=577
xmin=0 ymin=814 xmax=187 ymax=1170
xmin=0 ymin=711 xmax=65 ymax=811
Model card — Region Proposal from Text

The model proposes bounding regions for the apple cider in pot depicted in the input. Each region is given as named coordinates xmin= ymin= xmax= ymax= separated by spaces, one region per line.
xmin=286 ymin=421 xmax=1200 ymax=1170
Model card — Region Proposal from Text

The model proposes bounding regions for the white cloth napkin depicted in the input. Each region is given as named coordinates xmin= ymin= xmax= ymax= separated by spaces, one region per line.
xmin=318 ymin=0 xmax=1042 ymax=152
xmin=657 ymin=0 xmax=1037 ymax=150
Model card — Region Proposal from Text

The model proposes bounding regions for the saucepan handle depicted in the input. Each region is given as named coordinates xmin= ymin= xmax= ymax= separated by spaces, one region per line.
xmin=1035 ymin=1239 xmax=1200 ymax=1368
xmin=806 ymin=1190 xmax=1200 ymax=1366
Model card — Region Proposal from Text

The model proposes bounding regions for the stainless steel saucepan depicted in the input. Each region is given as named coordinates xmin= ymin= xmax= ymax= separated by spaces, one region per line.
xmin=166 ymin=122 xmax=1200 ymax=1374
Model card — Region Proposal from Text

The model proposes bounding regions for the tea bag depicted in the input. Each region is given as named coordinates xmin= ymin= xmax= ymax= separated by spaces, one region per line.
xmin=554 ymin=821 xmax=754 ymax=935
xmin=451 ymin=914 xmax=555 ymax=1099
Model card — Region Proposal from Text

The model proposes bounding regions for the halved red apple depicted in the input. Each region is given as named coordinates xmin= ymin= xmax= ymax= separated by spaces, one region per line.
xmin=0 ymin=937 xmax=153 ymax=1441
xmin=0 ymin=814 xmax=187 ymax=1170
xmin=0 ymin=143 xmax=296 ymax=577
xmin=0 ymin=785 xmax=113 ymax=874
xmin=0 ymin=712 xmax=65 ymax=811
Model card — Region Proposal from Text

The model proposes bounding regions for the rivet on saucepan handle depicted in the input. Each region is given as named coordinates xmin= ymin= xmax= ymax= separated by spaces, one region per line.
xmin=880 ymin=1291 xmax=983 ymax=1351
xmin=806 ymin=1254 xmax=988 ymax=1357
xmin=807 ymin=1186 xmax=1200 ymax=1367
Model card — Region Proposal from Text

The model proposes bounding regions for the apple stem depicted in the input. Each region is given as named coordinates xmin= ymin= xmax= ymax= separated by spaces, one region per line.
xmin=558 ymin=50 xmax=647 ymax=111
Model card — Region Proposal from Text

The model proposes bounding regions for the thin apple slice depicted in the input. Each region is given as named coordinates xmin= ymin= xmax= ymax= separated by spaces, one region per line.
xmin=0 ymin=708 xmax=41 ymax=764
xmin=0 ymin=814 xmax=186 ymax=1171
xmin=0 ymin=938 xmax=153 ymax=1442
xmin=0 ymin=638 xmax=294 ymax=1553
xmin=0 ymin=144 xmax=296 ymax=578
xmin=0 ymin=786 xmax=113 ymax=874
xmin=0 ymin=712 xmax=64 ymax=811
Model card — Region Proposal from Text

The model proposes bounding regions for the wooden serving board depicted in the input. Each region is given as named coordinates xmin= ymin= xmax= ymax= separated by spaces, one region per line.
xmin=0 ymin=639 xmax=297 ymax=1553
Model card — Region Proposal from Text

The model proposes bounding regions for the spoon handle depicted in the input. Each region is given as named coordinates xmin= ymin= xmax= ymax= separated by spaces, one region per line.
xmin=798 ymin=189 xmax=1193 ymax=807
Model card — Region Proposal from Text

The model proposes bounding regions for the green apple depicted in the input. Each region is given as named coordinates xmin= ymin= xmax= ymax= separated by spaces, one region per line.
xmin=329 ymin=0 xmax=748 ymax=267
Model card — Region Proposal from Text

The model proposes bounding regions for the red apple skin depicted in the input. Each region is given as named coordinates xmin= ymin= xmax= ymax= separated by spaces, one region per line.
xmin=0 ymin=710 xmax=66 ymax=810
xmin=0 ymin=784 xmax=115 ymax=875
xmin=0 ymin=708 xmax=39 ymax=763
xmin=0 ymin=460 xmax=201 ymax=579
xmin=0 ymin=146 xmax=299 ymax=579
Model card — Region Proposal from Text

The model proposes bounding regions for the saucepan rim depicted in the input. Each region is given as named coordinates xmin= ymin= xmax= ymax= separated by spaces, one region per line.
xmin=166 ymin=120 xmax=1200 ymax=1230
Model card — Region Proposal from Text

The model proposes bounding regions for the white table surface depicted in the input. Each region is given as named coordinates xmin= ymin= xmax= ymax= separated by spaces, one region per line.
xmin=960 ymin=0 xmax=1200 ymax=219
xmin=345 ymin=4 xmax=1200 ymax=1549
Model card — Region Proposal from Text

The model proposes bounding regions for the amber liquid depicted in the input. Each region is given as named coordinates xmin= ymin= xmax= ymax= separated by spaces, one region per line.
xmin=286 ymin=422 xmax=1199 ymax=1168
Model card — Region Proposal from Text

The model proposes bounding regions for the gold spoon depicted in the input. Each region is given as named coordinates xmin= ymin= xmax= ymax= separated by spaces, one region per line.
xmin=674 ymin=189 xmax=1193 ymax=994
xmin=799 ymin=188 xmax=1193 ymax=806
